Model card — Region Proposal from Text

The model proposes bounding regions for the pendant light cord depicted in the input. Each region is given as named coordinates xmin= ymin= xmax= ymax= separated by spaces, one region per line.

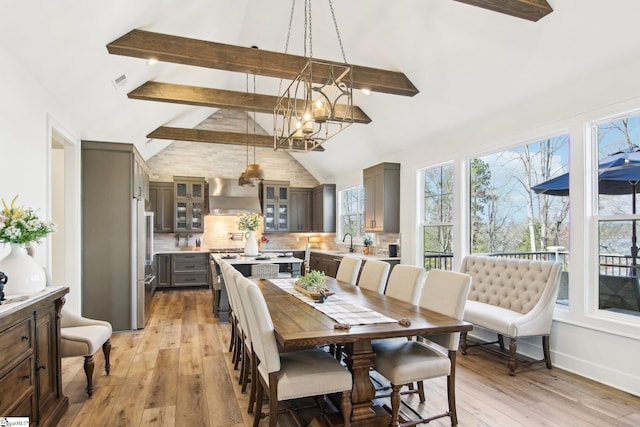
xmin=253 ymin=73 xmax=257 ymax=163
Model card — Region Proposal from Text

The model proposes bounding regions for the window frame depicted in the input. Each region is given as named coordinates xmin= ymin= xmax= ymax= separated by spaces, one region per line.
xmin=338 ymin=185 xmax=365 ymax=242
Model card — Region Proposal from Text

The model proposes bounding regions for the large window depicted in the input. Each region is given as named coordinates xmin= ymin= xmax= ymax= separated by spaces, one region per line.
xmin=470 ymin=135 xmax=570 ymax=302
xmin=594 ymin=113 xmax=640 ymax=316
xmin=421 ymin=163 xmax=454 ymax=271
xmin=339 ymin=185 xmax=365 ymax=239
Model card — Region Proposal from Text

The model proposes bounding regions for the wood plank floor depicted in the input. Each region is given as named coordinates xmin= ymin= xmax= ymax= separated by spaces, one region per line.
xmin=59 ymin=289 xmax=640 ymax=426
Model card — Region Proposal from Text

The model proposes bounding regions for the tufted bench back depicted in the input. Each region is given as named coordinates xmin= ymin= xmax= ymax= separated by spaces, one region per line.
xmin=460 ymin=255 xmax=561 ymax=314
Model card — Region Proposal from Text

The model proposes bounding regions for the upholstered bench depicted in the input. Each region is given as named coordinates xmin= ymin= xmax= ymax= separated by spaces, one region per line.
xmin=459 ymin=255 xmax=562 ymax=375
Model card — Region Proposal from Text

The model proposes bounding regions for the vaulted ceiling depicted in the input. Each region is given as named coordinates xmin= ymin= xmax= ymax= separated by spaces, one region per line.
xmin=1 ymin=0 xmax=638 ymax=181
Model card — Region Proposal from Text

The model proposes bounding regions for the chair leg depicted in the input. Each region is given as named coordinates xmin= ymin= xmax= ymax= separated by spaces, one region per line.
xmin=102 ymin=338 xmax=111 ymax=375
xmin=83 ymin=354 xmax=95 ymax=397
xmin=268 ymin=372 xmax=278 ymax=427
xmin=417 ymin=380 xmax=426 ymax=402
xmin=248 ymin=351 xmax=258 ymax=414
xmin=241 ymin=343 xmax=250 ymax=393
xmin=389 ymin=384 xmax=402 ymax=427
xmin=228 ymin=314 xmax=236 ymax=353
xmin=542 ymin=335 xmax=552 ymax=369
xmin=448 ymin=350 xmax=458 ymax=425
xmin=459 ymin=331 xmax=468 ymax=355
xmin=341 ymin=390 xmax=352 ymax=427
xmin=497 ymin=334 xmax=505 ymax=351
xmin=508 ymin=337 xmax=518 ymax=375
xmin=253 ymin=377 xmax=264 ymax=427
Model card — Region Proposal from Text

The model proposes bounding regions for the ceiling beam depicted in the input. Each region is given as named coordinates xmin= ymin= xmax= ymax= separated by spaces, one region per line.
xmin=107 ymin=30 xmax=418 ymax=97
xmin=452 ymin=0 xmax=552 ymax=22
xmin=129 ymin=81 xmax=372 ymax=124
xmin=147 ymin=126 xmax=325 ymax=152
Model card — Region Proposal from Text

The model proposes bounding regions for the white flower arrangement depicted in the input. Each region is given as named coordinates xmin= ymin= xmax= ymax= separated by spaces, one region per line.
xmin=0 ymin=196 xmax=56 ymax=245
xmin=237 ymin=211 xmax=262 ymax=232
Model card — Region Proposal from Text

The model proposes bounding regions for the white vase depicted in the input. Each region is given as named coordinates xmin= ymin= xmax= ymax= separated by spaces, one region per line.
xmin=244 ymin=230 xmax=259 ymax=256
xmin=0 ymin=243 xmax=47 ymax=296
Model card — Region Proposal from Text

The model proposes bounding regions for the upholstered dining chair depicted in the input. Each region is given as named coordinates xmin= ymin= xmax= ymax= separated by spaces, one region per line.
xmin=240 ymin=276 xmax=353 ymax=427
xmin=60 ymin=309 xmax=113 ymax=397
xmin=335 ymin=256 xmax=363 ymax=285
xmin=372 ymin=269 xmax=472 ymax=426
xmin=384 ymin=264 xmax=427 ymax=304
xmin=220 ymin=262 xmax=245 ymax=373
xmin=357 ymin=260 xmax=390 ymax=294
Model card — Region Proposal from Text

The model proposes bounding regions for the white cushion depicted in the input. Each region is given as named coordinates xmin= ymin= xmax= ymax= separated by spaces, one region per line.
xmin=373 ymin=340 xmax=450 ymax=385
xmin=61 ymin=325 xmax=111 ymax=356
xmin=258 ymin=348 xmax=352 ymax=401
xmin=464 ymin=300 xmax=522 ymax=336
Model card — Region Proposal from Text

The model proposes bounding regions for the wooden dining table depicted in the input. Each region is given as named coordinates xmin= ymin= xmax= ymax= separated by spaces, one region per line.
xmin=253 ymin=276 xmax=473 ymax=426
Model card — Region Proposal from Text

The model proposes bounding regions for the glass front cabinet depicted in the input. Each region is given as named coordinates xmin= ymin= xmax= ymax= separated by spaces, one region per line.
xmin=262 ymin=180 xmax=289 ymax=232
xmin=174 ymin=176 xmax=205 ymax=232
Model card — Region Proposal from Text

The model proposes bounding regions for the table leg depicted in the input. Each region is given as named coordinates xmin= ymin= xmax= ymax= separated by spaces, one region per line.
xmin=343 ymin=340 xmax=383 ymax=423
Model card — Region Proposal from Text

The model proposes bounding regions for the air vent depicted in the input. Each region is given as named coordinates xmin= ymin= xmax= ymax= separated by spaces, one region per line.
xmin=112 ymin=74 xmax=127 ymax=89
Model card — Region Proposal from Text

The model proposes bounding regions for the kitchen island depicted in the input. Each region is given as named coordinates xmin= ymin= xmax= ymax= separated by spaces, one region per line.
xmin=211 ymin=254 xmax=304 ymax=322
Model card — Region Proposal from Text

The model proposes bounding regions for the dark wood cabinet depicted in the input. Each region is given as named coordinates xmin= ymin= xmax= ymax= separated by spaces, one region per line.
xmin=312 ymin=184 xmax=336 ymax=232
xmin=289 ymin=188 xmax=312 ymax=232
xmin=149 ymin=182 xmax=174 ymax=233
xmin=363 ymin=162 xmax=400 ymax=233
xmin=0 ymin=287 xmax=68 ymax=426
xmin=174 ymin=176 xmax=205 ymax=233
xmin=262 ymin=180 xmax=290 ymax=232
xmin=309 ymin=252 xmax=341 ymax=278
xmin=171 ymin=253 xmax=209 ymax=287
xmin=155 ymin=254 xmax=172 ymax=288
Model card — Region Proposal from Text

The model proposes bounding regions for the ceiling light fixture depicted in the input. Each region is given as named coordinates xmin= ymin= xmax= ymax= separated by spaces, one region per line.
xmin=244 ymin=69 xmax=265 ymax=182
xmin=274 ymin=0 xmax=354 ymax=153
xmin=239 ymin=73 xmax=257 ymax=187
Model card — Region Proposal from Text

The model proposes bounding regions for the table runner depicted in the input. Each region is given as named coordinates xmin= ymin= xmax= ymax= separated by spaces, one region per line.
xmin=268 ymin=278 xmax=397 ymax=326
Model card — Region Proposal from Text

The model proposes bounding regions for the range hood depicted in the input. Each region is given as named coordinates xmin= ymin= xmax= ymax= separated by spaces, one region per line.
xmin=207 ymin=177 xmax=261 ymax=215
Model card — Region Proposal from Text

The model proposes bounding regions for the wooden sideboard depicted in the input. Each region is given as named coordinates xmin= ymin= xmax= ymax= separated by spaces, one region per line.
xmin=0 ymin=287 xmax=69 ymax=426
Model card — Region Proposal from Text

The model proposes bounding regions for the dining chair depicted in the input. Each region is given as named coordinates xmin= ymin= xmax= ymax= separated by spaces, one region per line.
xmin=384 ymin=264 xmax=427 ymax=304
xmin=240 ymin=276 xmax=353 ymax=427
xmin=357 ymin=260 xmax=390 ymax=294
xmin=335 ymin=256 xmax=363 ymax=285
xmin=372 ymin=269 xmax=472 ymax=426
xmin=60 ymin=309 xmax=112 ymax=397
xmin=220 ymin=262 xmax=243 ymax=370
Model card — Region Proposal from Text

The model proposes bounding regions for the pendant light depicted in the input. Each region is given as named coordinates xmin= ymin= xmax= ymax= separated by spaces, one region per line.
xmin=244 ymin=65 xmax=265 ymax=182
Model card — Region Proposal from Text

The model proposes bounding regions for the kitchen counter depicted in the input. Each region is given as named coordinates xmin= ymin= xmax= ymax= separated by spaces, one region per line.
xmin=311 ymin=249 xmax=400 ymax=262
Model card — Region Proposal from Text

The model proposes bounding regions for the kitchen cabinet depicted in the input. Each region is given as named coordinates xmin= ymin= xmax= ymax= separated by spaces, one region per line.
xmin=172 ymin=253 xmax=209 ymax=287
xmin=149 ymin=182 xmax=174 ymax=233
xmin=174 ymin=176 xmax=205 ymax=233
xmin=155 ymin=254 xmax=172 ymax=288
xmin=289 ymin=188 xmax=312 ymax=232
xmin=363 ymin=162 xmax=400 ymax=233
xmin=262 ymin=180 xmax=289 ymax=232
xmin=312 ymin=184 xmax=336 ymax=232
xmin=133 ymin=156 xmax=149 ymax=201
xmin=0 ymin=287 xmax=69 ymax=426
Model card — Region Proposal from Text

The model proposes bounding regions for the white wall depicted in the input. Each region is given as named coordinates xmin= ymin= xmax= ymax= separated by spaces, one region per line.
xmin=0 ymin=45 xmax=82 ymax=310
xmin=333 ymin=56 xmax=640 ymax=396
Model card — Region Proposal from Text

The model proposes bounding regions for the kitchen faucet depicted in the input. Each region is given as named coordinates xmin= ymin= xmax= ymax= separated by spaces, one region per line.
xmin=342 ymin=233 xmax=354 ymax=252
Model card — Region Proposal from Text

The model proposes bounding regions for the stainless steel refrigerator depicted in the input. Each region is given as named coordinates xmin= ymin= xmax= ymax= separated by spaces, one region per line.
xmin=81 ymin=141 xmax=154 ymax=331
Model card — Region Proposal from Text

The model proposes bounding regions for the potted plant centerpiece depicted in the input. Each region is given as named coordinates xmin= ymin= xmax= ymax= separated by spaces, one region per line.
xmin=237 ymin=211 xmax=262 ymax=256
xmin=0 ymin=195 xmax=56 ymax=295
xmin=295 ymin=270 xmax=333 ymax=300
xmin=363 ymin=235 xmax=373 ymax=255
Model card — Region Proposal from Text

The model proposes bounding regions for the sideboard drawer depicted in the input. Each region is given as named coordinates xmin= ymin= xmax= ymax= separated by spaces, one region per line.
xmin=0 ymin=318 xmax=33 ymax=366
xmin=0 ymin=356 xmax=33 ymax=415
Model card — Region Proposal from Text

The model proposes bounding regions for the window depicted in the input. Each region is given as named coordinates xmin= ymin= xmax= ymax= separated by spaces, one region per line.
xmin=421 ymin=163 xmax=454 ymax=271
xmin=470 ymin=135 xmax=570 ymax=302
xmin=594 ymin=113 xmax=640 ymax=316
xmin=339 ymin=185 xmax=365 ymax=239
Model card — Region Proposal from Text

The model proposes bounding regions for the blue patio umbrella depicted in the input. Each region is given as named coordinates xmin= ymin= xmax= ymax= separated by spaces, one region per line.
xmin=532 ymin=145 xmax=640 ymax=274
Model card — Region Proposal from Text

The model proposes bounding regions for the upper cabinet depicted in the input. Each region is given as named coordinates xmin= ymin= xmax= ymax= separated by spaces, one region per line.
xmin=174 ymin=176 xmax=205 ymax=233
xmin=262 ymin=180 xmax=290 ymax=232
xmin=290 ymin=188 xmax=312 ymax=232
xmin=312 ymin=184 xmax=336 ymax=233
xmin=149 ymin=182 xmax=174 ymax=233
xmin=363 ymin=163 xmax=400 ymax=233
xmin=133 ymin=152 xmax=149 ymax=201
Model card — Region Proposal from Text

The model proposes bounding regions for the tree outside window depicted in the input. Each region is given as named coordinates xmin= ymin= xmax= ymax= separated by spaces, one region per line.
xmin=421 ymin=164 xmax=453 ymax=271
xmin=340 ymin=185 xmax=364 ymax=239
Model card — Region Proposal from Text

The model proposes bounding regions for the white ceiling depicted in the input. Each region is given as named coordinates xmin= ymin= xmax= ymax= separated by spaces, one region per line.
xmin=2 ymin=0 xmax=639 ymax=180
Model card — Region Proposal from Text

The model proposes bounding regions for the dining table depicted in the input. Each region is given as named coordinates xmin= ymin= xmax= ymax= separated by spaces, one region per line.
xmin=253 ymin=276 xmax=473 ymax=426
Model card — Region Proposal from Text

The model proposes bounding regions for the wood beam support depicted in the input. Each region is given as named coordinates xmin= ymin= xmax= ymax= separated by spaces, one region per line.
xmin=146 ymin=126 xmax=325 ymax=152
xmin=107 ymin=30 xmax=418 ymax=97
xmin=452 ymin=0 xmax=552 ymax=22
xmin=129 ymin=81 xmax=372 ymax=124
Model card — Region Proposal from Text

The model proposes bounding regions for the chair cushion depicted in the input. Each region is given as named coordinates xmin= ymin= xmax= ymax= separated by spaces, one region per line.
xmin=464 ymin=300 xmax=522 ymax=336
xmin=373 ymin=340 xmax=450 ymax=385
xmin=258 ymin=348 xmax=352 ymax=401
xmin=61 ymin=325 xmax=111 ymax=357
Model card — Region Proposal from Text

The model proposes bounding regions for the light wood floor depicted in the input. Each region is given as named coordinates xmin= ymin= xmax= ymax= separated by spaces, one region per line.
xmin=59 ymin=289 xmax=640 ymax=426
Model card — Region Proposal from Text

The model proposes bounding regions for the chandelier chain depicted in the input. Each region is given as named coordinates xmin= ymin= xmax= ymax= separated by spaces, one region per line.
xmin=253 ymin=73 xmax=257 ymax=163
xmin=279 ymin=0 xmax=297 ymax=96
xmin=245 ymin=73 xmax=249 ymax=165
xmin=307 ymin=0 xmax=313 ymax=58
xmin=328 ymin=0 xmax=347 ymax=63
